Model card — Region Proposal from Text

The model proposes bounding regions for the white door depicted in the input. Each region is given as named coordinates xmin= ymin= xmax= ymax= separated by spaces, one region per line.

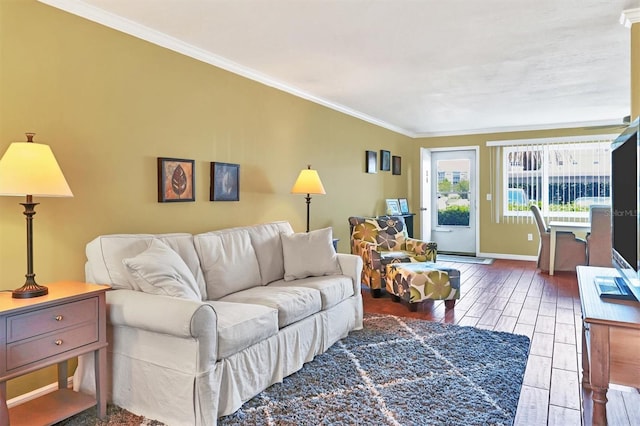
xmin=421 ymin=148 xmax=478 ymax=254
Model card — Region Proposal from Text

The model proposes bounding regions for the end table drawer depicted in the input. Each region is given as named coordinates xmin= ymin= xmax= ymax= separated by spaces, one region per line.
xmin=7 ymin=298 xmax=98 ymax=343
xmin=6 ymin=321 xmax=98 ymax=370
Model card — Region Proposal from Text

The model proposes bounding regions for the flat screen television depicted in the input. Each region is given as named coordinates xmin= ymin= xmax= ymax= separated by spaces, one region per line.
xmin=609 ymin=117 xmax=640 ymax=301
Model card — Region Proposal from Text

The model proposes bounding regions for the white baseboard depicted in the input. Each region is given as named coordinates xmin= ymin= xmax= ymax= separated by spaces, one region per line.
xmin=7 ymin=377 xmax=73 ymax=408
xmin=478 ymin=252 xmax=538 ymax=262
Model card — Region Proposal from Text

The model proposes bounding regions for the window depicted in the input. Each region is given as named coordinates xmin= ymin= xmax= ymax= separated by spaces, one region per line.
xmin=488 ymin=135 xmax=616 ymax=222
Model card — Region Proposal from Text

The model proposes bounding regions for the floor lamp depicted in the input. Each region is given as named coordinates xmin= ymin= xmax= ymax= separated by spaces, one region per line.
xmin=291 ymin=165 xmax=325 ymax=232
xmin=0 ymin=133 xmax=73 ymax=298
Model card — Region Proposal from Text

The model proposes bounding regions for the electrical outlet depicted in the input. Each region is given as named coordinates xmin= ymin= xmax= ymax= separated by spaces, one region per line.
xmin=527 ymin=233 xmax=533 ymax=241
xmin=486 ymin=193 xmax=492 ymax=201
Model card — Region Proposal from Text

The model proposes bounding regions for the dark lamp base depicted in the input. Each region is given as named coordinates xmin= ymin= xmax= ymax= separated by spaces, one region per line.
xmin=12 ymin=283 xmax=49 ymax=299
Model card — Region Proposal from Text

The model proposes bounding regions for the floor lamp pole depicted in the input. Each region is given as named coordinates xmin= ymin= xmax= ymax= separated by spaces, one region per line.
xmin=305 ymin=194 xmax=311 ymax=232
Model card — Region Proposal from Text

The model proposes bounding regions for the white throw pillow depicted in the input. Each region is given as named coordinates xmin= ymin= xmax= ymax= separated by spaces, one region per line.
xmin=122 ymin=238 xmax=201 ymax=300
xmin=281 ymin=227 xmax=342 ymax=281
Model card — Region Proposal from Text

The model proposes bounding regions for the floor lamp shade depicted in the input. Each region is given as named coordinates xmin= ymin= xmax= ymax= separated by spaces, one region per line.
xmin=0 ymin=133 xmax=73 ymax=298
xmin=291 ymin=165 xmax=325 ymax=232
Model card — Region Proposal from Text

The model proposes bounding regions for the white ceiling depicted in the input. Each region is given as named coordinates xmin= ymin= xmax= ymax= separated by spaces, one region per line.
xmin=40 ymin=0 xmax=640 ymax=137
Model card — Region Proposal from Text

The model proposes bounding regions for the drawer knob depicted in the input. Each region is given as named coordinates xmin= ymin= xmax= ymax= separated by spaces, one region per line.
xmin=55 ymin=315 xmax=63 ymax=321
xmin=55 ymin=339 xmax=63 ymax=346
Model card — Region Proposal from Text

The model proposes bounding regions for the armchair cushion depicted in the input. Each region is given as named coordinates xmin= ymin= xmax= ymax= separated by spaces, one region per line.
xmin=281 ymin=227 xmax=341 ymax=281
xmin=122 ymin=238 xmax=201 ymax=301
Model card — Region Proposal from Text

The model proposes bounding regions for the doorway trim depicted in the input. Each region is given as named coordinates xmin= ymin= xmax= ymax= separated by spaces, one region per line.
xmin=420 ymin=145 xmax=480 ymax=255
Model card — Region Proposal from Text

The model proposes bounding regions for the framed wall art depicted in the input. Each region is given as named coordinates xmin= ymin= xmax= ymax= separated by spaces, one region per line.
xmin=380 ymin=150 xmax=391 ymax=171
xmin=211 ymin=162 xmax=240 ymax=201
xmin=392 ymin=155 xmax=402 ymax=175
xmin=157 ymin=157 xmax=195 ymax=202
xmin=366 ymin=150 xmax=377 ymax=173
xmin=385 ymin=198 xmax=402 ymax=215
xmin=398 ymin=198 xmax=410 ymax=214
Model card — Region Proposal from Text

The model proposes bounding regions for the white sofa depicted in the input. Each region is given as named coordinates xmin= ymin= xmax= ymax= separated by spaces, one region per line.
xmin=73 ymin=221 xmax=363 ymax=425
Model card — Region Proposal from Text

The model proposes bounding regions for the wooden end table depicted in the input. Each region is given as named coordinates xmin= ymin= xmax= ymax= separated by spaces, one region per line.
xmin=0 ymin=281 xmax=109 ymax=426
xmin=577 ymin=266 xmax=640 ymax=425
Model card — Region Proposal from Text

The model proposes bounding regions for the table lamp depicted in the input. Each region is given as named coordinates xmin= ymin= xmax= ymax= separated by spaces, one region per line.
xmin=291 ymin=165 xmax=325 ymax=232
xmin=0 ymin=133 xmax=73 ymax=298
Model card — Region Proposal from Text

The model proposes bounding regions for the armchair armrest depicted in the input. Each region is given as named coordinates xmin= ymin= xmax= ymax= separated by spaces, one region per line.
xmin=351 ymin=239 xmax=382 ymax=267
xmin=337 ymin=253 xmax=363 ymax=295
xmin=405 ymin=237 xmax=437 ymax=262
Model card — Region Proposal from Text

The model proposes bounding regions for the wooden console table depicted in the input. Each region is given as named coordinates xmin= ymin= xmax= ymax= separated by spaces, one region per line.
xmin=0 ymin=281 xmax=109 ymax=426
xmin=577 ymin=266 xmax=640 ymax=425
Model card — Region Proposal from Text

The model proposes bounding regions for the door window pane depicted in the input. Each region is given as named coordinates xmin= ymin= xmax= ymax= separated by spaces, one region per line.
xmin=436 ymin=159 xmax=470 ymax=226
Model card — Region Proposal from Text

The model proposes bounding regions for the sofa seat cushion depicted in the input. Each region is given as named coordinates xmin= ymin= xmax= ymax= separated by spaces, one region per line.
xmin=269 ymin=275 xmax=354 ymax=310
xmin=219 ymin=286 xmax=322 ymax=328
xmin=206 ymin=301 xmax=279 ymax=360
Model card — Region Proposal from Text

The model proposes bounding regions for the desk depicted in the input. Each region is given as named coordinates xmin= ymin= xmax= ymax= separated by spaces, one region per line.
xmin=577 ymin=266 xmax=640 ymax=425
xmin=548 ymin=221 xmax=590 ymax=275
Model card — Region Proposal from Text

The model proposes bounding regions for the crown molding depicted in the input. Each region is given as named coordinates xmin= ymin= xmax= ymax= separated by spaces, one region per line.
xmin=620 ymin=8 xmax=640 ymax=28
xmin=37 ymin=0 xmax=414 ymax=137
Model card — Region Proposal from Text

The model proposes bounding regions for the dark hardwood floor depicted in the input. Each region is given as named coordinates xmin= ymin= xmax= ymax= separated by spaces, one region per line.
xmin=361 ymin=258 xmax=640 ymax=425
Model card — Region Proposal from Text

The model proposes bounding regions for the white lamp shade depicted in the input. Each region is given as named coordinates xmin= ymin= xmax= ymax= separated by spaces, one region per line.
xmin=291 ymin=168 xmax=326 ymax=195
xmin=0 ymin=142 xmax=73 ymax=197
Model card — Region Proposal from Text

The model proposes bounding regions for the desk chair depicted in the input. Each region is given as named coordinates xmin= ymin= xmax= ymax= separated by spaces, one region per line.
xmin=530 ymin=205 xmax=587 ymax=272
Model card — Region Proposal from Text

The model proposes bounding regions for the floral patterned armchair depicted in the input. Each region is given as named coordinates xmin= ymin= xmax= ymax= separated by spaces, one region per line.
xmin=348 ymin=216 xmax=437 ymax=297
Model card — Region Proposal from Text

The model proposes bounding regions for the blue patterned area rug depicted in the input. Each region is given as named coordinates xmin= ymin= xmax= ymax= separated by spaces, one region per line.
xmin=219 ymin=313 xmax=530 ymax=426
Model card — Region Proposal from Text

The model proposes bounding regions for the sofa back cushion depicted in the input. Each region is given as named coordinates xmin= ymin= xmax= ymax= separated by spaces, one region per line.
xmin=247 ymin=221 xmax=294 ymax=284
xmin=85 ymin=233 xmax=206 ymax=298
xmin=194 ymin=229 xmax=262 ymax=300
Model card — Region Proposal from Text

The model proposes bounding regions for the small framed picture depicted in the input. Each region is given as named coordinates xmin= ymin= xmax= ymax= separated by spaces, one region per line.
xmin=385 ymin=198 xmax=402 ymax=215
xmin=157 ymin=157 xmax=195 ymax=202
xmin=366 ymin=150 xmax=377 ymax=173
xmin=211 ymin=162 xmax=240 ymax=201
xmin=380 ymin=150 xmax=391 ymax=171
xmin=398 ymin=198 xmax=409 ymax=214
xmin=392 ymin=155 xmax=402 ymax=175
